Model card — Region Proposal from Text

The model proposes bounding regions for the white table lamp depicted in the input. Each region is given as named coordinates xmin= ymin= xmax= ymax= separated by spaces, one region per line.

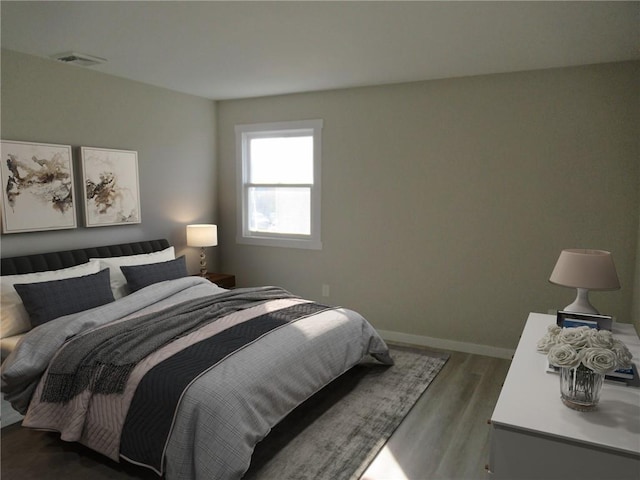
xmin=549 ymin=249 xmax=620 ymax=314
xmin=187 ymin=224 xmax=218 ymax=276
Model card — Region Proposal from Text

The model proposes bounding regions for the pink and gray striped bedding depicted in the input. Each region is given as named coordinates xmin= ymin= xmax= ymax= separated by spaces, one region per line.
xmin=1 ymin=276 xmax=392 ymax=479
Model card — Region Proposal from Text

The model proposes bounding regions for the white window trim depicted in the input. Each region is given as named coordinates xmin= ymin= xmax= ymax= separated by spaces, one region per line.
xmin=235 ymin=119 xmax=323 ymax=250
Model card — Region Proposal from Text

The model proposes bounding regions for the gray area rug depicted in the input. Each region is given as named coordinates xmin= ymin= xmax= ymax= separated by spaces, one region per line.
xmin=244 ymin=346 xmax=449 ymax=480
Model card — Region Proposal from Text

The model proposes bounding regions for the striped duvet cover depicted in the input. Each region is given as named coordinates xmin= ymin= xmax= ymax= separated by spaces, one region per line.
xmin=1 ymin=277 xmax=392 ymax=479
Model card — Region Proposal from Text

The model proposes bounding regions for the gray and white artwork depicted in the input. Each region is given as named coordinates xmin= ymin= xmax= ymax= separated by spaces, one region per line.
xmin=1 ymin=140 xmax=77 ymax=233
xmin=80 ymin=147 xmax=141 ymax=227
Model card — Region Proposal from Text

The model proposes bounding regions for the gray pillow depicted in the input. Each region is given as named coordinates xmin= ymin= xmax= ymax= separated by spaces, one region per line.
xmin=120 ymin=256 xmax=188 ymax=293
xmin=14 ymin=268 xmax=115 ymax=327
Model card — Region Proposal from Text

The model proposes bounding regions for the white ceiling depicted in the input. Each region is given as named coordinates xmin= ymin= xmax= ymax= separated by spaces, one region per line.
xmin=2 ymin=1 xmax=639 ymax=100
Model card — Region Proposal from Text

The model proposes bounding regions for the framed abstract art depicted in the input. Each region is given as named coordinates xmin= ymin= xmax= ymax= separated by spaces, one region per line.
xmin=80 ymin=146 xmax=141 ymax=227
xmin=1 ymin=140 xmax=77 ymax=233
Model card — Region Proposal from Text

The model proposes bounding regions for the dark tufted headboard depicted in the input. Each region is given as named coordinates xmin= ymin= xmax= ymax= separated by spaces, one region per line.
xmin=1 ymin=239 xmax=171 ymax=276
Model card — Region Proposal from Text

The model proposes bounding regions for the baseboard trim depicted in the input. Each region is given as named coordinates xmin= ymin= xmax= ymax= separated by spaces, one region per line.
xmin=377 ymin=329 xmax=514 ymax=360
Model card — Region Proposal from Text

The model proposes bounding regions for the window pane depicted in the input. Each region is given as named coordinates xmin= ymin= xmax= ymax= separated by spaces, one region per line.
xmin=248 ymin=187 xmax=310 ymax=235
xmin=249 ymin=136 xmax=313 ymax=184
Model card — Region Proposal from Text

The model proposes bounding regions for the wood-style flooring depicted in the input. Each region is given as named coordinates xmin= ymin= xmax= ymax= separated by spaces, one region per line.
xmin=1 ymin=349 xmax=511 ymax=480
xmin=362 ymin=349 xmax=510 ymax=480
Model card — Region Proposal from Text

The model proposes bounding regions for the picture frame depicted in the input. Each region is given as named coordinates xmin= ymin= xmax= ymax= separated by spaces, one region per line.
xmin=80 ymin=146 xmax=141 ymax=227
xmin=0 ymin=140 xmax=77 ymax=233
xmin=556 ymin=310 xmax=613 ymax=331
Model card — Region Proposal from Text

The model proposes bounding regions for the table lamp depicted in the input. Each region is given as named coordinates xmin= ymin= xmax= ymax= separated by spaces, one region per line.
xmin=186 ymin=224 xmax=218 ymax=276
xmin=549 ymin=249 xmax=620 ymax=314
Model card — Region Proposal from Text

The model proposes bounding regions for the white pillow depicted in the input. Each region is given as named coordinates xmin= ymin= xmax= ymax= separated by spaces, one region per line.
xmin=1 ymin=260 xmax=101 ymax=338
xmin=92 ymin=246 xmax=175 ymax=299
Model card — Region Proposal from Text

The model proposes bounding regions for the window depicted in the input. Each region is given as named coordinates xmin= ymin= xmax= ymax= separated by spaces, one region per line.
xmin=235 ymin=119 xmax=323 ymax=249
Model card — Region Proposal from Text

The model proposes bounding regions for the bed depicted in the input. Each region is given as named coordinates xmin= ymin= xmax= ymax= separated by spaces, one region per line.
xmin=0 ymin=239 xmax=392 ymax=479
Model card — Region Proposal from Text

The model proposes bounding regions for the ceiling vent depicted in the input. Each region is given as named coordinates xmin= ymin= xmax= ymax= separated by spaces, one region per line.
xmin=51 ymin=52 xmax=107 ymax=67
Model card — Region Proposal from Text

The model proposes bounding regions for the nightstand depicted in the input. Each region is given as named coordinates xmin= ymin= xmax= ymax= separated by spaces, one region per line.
xmin=202 ymin=272 xmax=236 ymax=289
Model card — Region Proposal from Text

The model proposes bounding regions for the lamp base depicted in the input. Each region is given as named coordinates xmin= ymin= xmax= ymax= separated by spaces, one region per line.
xmin=199 ymin=247 xmax=207 ymax=277
xmin=564 ymin=288 xmax=599 ymax=314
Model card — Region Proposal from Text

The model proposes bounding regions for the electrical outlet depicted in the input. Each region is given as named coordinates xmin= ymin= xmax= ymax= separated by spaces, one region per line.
xmin=322 ymin=284 xmax=330 ymax=297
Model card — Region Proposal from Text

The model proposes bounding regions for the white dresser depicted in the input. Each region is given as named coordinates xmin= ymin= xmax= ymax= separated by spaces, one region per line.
xmin=489 ymin=312 xmax=640 ymax=479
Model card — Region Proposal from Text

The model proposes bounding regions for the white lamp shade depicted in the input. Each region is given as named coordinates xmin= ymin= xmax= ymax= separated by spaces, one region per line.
xmin=186 ymin=224 xmax=218 ymax=247
xmin=549 ymin=249 xmax=620 ymax=291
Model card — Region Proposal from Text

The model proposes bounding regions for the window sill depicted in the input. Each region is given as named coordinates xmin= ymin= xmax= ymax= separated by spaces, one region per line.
xmin=236 ymin=235 xmax=322 ymax=250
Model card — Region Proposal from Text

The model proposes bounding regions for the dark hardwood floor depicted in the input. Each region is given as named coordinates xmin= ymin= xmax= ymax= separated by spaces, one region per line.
xmin=1 ymin=349 xmax=511 ymax=480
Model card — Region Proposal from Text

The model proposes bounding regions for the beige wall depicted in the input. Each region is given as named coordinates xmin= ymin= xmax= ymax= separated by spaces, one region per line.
xmin=218 ymin=62 xmax=640 ymax=353
xmin=1 ymin=49 xmax=219 ymax=273
xmin=3 ymin=49 xmax=637 ymax=353
xmin=635 ymin=210 xmax=640 ymax=334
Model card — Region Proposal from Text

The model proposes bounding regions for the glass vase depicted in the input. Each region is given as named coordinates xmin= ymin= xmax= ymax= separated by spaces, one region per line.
xmin=559 ymin=365 xmax=605 ymax=411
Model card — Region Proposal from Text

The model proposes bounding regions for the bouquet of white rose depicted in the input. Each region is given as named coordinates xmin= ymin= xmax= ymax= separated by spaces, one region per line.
xmin=537 ymin=325 xmax=632 ymax=374
xmin=537 ymin=325 xmax=633 ymax=410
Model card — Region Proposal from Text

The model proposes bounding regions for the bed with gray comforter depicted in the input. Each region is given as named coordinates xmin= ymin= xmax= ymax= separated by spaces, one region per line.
xmin=1 ymin=276 xmax=392 ymax=479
